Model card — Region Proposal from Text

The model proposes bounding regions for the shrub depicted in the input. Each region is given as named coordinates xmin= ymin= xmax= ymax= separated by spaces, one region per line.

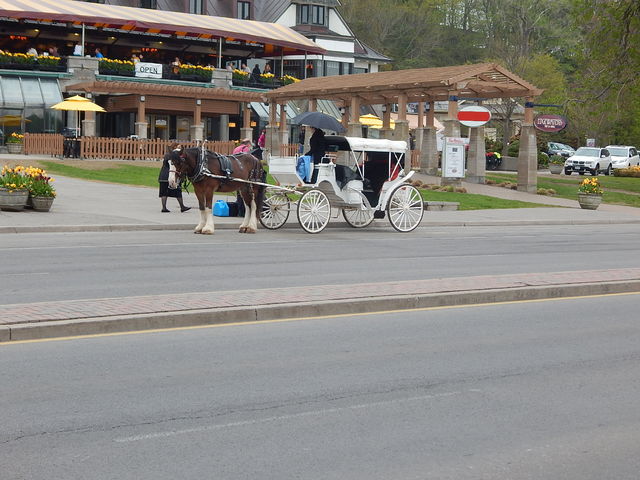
xmin=613 ymin=166 xmax=640 ymax=177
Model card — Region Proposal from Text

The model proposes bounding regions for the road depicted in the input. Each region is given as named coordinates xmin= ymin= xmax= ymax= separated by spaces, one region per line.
xmin=2 ymin=294 xmax=640 ymax=479
xmin=2 ymin=223 xmax=640 ymax=304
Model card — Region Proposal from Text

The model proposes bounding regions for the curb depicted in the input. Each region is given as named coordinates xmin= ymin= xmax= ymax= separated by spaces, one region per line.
xmin=4 ymin=279 xmax=639 ymax=343
xmin=3 ymin=218 xmax=640 ymax=234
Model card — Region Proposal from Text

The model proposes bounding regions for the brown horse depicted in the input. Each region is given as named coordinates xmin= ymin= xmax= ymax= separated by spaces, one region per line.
xmin=166 ymin=144 xmax=265 ymax=234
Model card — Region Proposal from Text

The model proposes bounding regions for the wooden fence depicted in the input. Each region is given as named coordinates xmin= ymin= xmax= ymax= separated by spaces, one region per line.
xmin=24 ymin=133 xmax=64 ymax=156
xmin=280 ymin=143 xmax=299 ymax=156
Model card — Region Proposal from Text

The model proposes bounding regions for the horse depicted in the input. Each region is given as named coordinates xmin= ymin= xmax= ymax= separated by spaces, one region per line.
xmin=166 ymin=144 xmax=266 ymax=234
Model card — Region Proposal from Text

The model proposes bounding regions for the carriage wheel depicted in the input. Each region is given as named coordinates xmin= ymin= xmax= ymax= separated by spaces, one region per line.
xmin=297 ymin=189 xmax=331 ymax=234
xmin=387 ymin=184 xmax=424 ymax=232
xmin=342 ymin=203 xmax=374 ymax=228
xmin=259 ymin=189 xmax=290 ymax=230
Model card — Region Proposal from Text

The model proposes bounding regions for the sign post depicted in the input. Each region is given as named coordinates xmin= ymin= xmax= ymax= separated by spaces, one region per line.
xmin=442 ymin=137 xmax=466 ymax=180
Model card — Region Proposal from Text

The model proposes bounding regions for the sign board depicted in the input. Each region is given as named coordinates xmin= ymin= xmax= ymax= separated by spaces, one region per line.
xmin=586 ymin=138 xmax=596 ymax=147
xmin=457 ymin=106 xmax=491 ymax=127
xmin=442 ymin=137 xmax=466 ymax=178
xmin=534 ymin=114 xmax=567 ymax=133
xmin=135 ymin=62 xmax=163 ymax=79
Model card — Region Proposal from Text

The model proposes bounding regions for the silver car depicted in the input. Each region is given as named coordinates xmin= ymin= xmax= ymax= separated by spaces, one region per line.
xmin=605 ymin=145 xmax=639 ymax=169
xmin=564 ymin=147 xmax=613 ymax=176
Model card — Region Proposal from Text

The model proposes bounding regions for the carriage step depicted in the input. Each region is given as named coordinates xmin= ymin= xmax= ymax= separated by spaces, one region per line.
xmin=424 ymin=201 xmax=459 ymax=211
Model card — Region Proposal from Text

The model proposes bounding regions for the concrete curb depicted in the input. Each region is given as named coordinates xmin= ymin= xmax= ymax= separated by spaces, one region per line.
xmin=3 ymin=217 xmax=640 ymax=234
xmin=4 ymin=279 xmax=639 ymax=343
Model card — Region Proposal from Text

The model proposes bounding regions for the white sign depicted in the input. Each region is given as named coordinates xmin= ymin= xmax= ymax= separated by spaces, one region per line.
xmin=135 ymin=62 xmax=163 ymax=79
xmin=586 ymin=138 xmax=596 ymax=147
xmin=442 ymin=137 xmax=466 ymax=178
xmin=457 ymin=106 xmax=492 ymax=127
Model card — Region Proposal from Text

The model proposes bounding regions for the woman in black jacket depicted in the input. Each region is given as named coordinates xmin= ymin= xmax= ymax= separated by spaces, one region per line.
xmin=305 ymin=127 xmax=326 ymax=165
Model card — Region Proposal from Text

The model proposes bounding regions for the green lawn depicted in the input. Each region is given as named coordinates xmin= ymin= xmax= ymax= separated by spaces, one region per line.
xmin=421 ymin=190 xmax=550 ymax=210
xmin=486 ymin=172 xmax=640 ymax=207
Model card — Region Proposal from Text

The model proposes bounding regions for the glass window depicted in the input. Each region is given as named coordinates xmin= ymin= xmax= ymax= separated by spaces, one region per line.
xmin=40 ymin=79 xmax=63 ymax=106
xmin=1 ymin=77 xmax=23 ymax=107
xmin=140 ymin=0 xmax=157 ymax=8
xmin=21 ymin=78 xmax=44 ymax=107
xmin=189 ymin=0 xmax=204 ymax=14
xmin=299 ymin=4 xmax=326 ymax=25
xmin=237 ymin=1 xmax=251 ymax=19
xmin=311 ymin=5 xmax=325 ymax=25
xmin=325 ymin=61 xmax=340 ymax=76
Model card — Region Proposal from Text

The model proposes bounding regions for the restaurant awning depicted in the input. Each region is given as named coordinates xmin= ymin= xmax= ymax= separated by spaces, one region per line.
xmin=0 ymin=0 xmax=325 ymax=56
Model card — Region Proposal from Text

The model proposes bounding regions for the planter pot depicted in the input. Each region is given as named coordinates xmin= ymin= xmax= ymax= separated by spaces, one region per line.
xmin=0 ymin=187 xmax=29 ymax=211
xmin=578 ymin=193 xmax=602 ymax=210
xmin=31 ymin=196 xmax=55 ymax=212
xmin=549 ymin=163 xmax=564 ymax=174
xmin=6 ymin=143 xmax=23 ymax=154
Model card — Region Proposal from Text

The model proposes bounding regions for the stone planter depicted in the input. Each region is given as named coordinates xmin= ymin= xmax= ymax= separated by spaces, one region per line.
xmin=0 ymin=187 xmax=29 ymax=211
xmin=577 ymin=193 xmax=602 ymax=210
xmin=549 ymin=163 xmax=564 ymax=174
xmin=6 ymin=143 xmax=23 ymax=154
xmin=31 ymin=195 xmax=55 ymax=212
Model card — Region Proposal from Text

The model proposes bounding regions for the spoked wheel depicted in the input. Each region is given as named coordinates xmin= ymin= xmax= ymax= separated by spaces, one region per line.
xmin=342 ymin=199 xmax=374 ymax=228
xmin=387 ymin=184 xmax=424 ymax=232
xmin=297 ymin=189 xmax=331 ymax=234
xmin=259 ymin=188 xmax=290 ymax=230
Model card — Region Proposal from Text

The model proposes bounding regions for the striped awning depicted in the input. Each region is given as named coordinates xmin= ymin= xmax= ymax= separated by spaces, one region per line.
xmin=0 ymin=0 xmax=325 ymax=55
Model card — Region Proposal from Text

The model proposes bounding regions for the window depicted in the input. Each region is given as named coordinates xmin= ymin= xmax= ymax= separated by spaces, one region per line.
xmin=140 ymin=0 xmax=156 ymax=8
xmin=189 ymin=0 xmax=204 ymax=14
xmin=237 ymin=1 xmax=251 ymax=19
xmin=299 ymin=4 xmax=326 ymax=25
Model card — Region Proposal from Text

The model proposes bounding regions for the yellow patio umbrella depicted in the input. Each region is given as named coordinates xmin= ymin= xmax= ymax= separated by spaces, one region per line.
xmin=359 ymin=113 xmax=395 ymax=129
xmin=51 ymin=95 xmax=106 ymax=136
xmin=0 ymin=115 xmax=29 ymax=127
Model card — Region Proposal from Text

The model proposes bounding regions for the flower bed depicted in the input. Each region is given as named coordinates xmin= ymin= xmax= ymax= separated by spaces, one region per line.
xmin=99 ymin=58 xmax=135 ymax=76
xmin=178 ymin=64 xmax=213 ymax=82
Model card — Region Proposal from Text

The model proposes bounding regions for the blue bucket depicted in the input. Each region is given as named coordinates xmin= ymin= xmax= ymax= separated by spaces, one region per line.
xmin=213 ymin=200 xmax=229 ymax=217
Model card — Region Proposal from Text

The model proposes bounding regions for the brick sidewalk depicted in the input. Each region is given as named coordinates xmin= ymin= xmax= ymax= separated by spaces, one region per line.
xmin=3 ymin=268 xmax=640 ymax=326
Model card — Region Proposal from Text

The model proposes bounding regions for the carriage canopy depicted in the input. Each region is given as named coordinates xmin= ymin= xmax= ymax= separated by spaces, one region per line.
xmin=325 ymin=136 xmax=407 ymax=154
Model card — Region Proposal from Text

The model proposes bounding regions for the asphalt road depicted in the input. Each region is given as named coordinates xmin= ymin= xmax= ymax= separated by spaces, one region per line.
xmin=2 ymin=223 xmax=640 ymax=304
xmin=2 ymin=293 xmax=640 ymax=479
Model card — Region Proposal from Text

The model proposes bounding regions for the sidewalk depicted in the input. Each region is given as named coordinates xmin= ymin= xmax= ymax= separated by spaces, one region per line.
xmin=1 ymin=157 xmax=640 ymax=233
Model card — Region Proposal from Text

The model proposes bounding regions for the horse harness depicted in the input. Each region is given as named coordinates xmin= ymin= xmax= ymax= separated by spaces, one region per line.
xmin=177 ymin=146 xmax=265 ymax=187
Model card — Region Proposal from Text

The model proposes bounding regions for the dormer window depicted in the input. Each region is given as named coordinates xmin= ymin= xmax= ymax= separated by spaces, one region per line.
xmin=237 ymin=1 xmax=251 ymax=20
xmin=298 ymin=4 xmax=326 ymax=26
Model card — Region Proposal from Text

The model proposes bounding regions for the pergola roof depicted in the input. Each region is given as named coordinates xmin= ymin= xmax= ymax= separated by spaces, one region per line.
xmin=65 ymin=81 xmax=264 ymax=102
xmin=0 ymin=0 xmax=324 ymax=55
xmin=267 ymin=63 xmax=542 ymax=104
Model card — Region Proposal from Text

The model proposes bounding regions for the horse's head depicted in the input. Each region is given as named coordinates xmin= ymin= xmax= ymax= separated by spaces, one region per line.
xmin=165 ymin=144 xmax=189 ymax=189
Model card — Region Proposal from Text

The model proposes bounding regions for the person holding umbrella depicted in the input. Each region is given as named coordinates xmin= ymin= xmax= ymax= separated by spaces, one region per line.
xmin=305 ymin=127 xmax=326 ymax=166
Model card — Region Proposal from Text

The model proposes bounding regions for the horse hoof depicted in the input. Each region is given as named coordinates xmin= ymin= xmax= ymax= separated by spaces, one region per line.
xmin=201 ymin=228 xmax=214 ymax=235
xmin=194 ymin=229 xmax=202 ymax=234
xmin=238 ymin=227 xmax=246 ymax=233
xmin=245 ymin=228 xmax=256 ymax=234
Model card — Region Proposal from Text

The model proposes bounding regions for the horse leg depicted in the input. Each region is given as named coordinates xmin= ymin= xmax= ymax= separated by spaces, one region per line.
xmin=194 ymin=187 xmax=207 ymax=234
xmin=239 ymin=189 xmax=258 ymax=234
xmin=201 ymin=183 xmax=215 ymax=235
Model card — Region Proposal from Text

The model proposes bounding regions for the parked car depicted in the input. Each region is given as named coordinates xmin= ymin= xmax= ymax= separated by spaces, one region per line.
xmin=564 ymin=147 xmax=613 ymax=176
xmin=546 ymin=141 xmax=575 ymax=157
xmin=605 ymin=145 xmax=639 ymax=169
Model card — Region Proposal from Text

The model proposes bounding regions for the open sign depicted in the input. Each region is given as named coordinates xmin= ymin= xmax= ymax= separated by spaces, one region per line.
xmin=534 ymin=114 xmax=567 ymax=133
xmin=135 ymin=62 xmax=163 ymax=79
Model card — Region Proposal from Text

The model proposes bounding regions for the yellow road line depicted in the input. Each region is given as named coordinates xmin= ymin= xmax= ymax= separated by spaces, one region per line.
xmin=3 ymin=291 xmax=639 ymax=346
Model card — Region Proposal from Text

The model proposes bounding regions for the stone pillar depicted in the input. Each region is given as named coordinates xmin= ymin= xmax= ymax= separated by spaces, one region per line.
xmin=265 ymin=102 xmax=279 ymax=156
xmin=218 ymin=114 xmax=229 ymax=141
xmin=240 ymin=102 xmax=253 ymax=142
xmin=82 ymin=110 xmax=96 ymax=137
xmin=190 ymin=99 xmax=204 ymax=141
xmin=347 ymin=96 xmax=362 ymax=137
xmin=419 ymin=101 xmax=439 ymax=175
xmin=135 ymin=95 xmax=148 ymax=139
xmin=466 ymin=126 xmax=486 ymax=184
xmin=517 ymin=98 xmax=538 ymax=192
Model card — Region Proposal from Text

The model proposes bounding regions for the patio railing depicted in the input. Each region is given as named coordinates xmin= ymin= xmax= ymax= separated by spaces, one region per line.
xmin=24 ymin=133 xmax=64 ymax=156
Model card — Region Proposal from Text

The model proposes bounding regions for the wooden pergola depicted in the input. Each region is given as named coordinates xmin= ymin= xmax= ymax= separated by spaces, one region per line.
xmin=266 ymin=63 xmax=543 ymax=191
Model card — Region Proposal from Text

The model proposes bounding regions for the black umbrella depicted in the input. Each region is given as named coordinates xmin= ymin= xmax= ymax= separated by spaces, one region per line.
xmin=291 ymin=111 xmax=345 ymax=133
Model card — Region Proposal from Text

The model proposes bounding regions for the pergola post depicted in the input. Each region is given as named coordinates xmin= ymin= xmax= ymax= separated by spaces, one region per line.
xmin=517 ymin=97 xmax=538 ymax=192
xmin=278 ymin=102 xmax=289 ymax=147
xmin=265 ymin=102 xmax=279 ymax=156
xmin=380 ymin=103 xmax=393 ymax=139
xmin=422 ymin=100 xmax=439 ymax=175
xmin=218 ymin=115 xmax=229 ymax=141
xmin=443 ymin=91 xmax=460 ymax=138
xmin=466 ymin=101 xmax=486 ymax=184
xmin=82 ymin=93 xmax=96 ymax=137
xmin=135 ymin=95 xmax=148 ymax=139
xmin=240 ymin=102 xmax=253 ymax=143
xmin=190 ymin=99 xmax=204 ymax=141
xmin=393 ymin=93 xmax=409 ymax=144
xmin=347 ymin=96 xmax=361 ymax=137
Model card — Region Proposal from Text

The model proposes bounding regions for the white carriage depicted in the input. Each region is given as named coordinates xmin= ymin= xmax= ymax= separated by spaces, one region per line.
xmin=259 ymin=135 xmax=424 ymax=233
